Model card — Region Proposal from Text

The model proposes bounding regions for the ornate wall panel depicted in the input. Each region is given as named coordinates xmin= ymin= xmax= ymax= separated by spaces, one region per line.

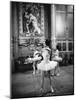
xmin=18 ymin=3 xmax=45 ymax=53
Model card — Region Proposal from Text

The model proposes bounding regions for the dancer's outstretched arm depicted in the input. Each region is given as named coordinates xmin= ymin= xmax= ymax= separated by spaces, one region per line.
xmin=31 ymin=56 xmax=42 ymax=62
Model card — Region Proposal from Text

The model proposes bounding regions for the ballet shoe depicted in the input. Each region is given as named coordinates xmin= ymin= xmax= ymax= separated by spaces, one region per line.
xmin=33 ymin=71 xmax=36 ymax=75
xmin=50 ymin=86 xmax=54 ymax=93
xmin=56 ymin=73 xmax=60 ymax=76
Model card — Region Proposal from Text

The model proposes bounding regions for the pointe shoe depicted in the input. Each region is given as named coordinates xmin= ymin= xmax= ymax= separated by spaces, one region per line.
xmin=33 ymin=71 xmax=36 ymax=75
xmin=50 ymin=86 xmax=54 ymax=93
xmin=56 ymin=73 xmax=60 ymax=76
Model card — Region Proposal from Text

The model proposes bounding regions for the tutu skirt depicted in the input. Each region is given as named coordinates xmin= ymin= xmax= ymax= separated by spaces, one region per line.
xmin=37 ymin=60 xmax=58 ymax=71
xmin=52 ymin=56 xmax=62 ymax=62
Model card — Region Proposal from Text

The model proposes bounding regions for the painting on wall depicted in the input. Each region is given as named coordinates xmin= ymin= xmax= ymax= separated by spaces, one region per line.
xmin=18 ymin=2 xmax=45 ymax=50
xmin=23 ymin=3 xmax=41 ymax=36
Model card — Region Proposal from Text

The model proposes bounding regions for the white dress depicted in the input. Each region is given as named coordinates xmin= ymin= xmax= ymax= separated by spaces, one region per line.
xmin=37 ymin=48 xmax=58 ymax=71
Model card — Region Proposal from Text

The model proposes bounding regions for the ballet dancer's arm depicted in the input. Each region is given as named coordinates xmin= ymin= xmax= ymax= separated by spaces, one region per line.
xmin=31 ymin=56 xmax=42 ymax=62
xmin=25 ymin=54 xmax=42 ymax=64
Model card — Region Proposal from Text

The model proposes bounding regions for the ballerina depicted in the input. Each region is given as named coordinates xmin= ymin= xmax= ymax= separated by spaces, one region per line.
xmin=26 ymin=46 xmax=43 ymax=74
xmin=37 ymin=40 xmax=58 ymax=93
xmin=52 ymin=45 xmax=62 ymax=76
xmin=26 ymin=40 xmax=58 ymax=93
xmin=32 ymin=48 xmax=42 ymax=75
xmin=52 ymin=45 xmax=62 ymax=62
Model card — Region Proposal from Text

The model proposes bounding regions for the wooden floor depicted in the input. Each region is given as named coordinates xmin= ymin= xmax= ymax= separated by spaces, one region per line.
xmin=11 ymin=65 xmax=74 ymax=99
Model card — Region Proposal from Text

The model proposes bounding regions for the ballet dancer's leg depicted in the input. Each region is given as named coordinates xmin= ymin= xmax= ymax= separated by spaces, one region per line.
xmin=53 ymin=57 xmax=62 ymax=76
xmin=40 ymin=71 xmax=44 ymax=92
xmin=56 ymin=63 xmax=61 ymax=76
xmin=48 ymin=71 xmax=54 ymax=93
xmin=32 ymin=62 xmax=36 ymax=75
xmin=54 ymin=62 xmax=60 ymax=76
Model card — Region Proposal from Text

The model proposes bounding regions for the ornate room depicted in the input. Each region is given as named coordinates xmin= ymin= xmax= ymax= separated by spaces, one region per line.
xmin=10 ymin=2 xmax=74 ymax=98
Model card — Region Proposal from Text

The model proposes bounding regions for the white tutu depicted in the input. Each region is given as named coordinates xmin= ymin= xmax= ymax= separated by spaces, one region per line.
xmin=37 ymin=60 xmax=58 ymax=71
xmin=52 ymin=56 xmax=62 ymax=62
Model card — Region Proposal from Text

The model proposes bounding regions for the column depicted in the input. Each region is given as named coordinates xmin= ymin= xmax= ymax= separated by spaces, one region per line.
xmin=41 ymin=5 xmax=45 ymax=44
xmin=13 ymin=3 xmax=19 ymax=59
xmin=65 ymin=6 xmax=69 ymax=61
xmin=11 ymin=2 xmax=19 ymax=72
xmin=51 ymin=4 xmax=56 ymax=49
xmin=65 ymin=6 xmax=69 ymax=39
xmin=19 ymin=2 xmax=23 ymax=36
